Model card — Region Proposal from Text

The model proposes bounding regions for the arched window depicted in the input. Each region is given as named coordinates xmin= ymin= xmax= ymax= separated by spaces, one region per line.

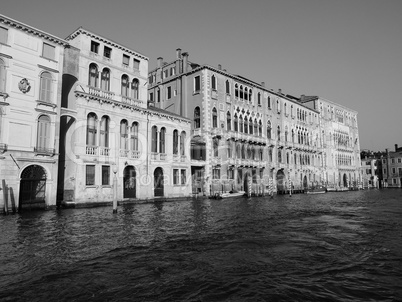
xmin=235 ymin=84 xmax=239 ymax=98
xmin=151 ymin=126 xmax=158 ymax=152
xmin=244 ymin=117 xmax=248 ymax=134
xmin=249 ymin=117 xmax=253 ymax=134
xmin=101 ymin=68 xmax=110 ymax=91
xmin=100 ymin=116 xmax=109 ymax=148
xmin=213 ymin=137 xmax=219 ymax=157
xmin=121 ymin=75 xmax=129 ymax=97
xmin=227 ymin=140 xmax=232 ymax=158
xmin=39 ymin=72 xmax=52 ymax=103
xmin=120 ymin=120 xmax=128 ymax=151
xmin=257 ymin=93 xmax=261 ymax=106
xmin=239 ymin=116 xmax=244 ymax=133
xmin=285 ymin=126 xmax=288 ymax=142
xmin=253 ymin=119 xmax=258 ymax=135
xmin=212 ymin=107 xmax=218 ymax=128
xmin=267 ymin=121 xmax=271 ymax=139
xmin=86 ymin=113 xmax=97 ymax=146
xmin=225 ymin=80 xmax=230 ymax=94
xmin=236 ymin=143 xmax=240 ymax=158
xmin=88 ymin=63 xmax=98 ymax=87
xmin=248 ymin=89 xmax=252 ymax=102
xmin=278 ymin=149 xmax=282 ymax=163
xmin=173 ymin=129 xmax=178 ymax=155
xmin=131 ymin=122 xmax=139 ymax=151
xmin=180 ymin=131 xmax=186 ymax=156
xmin=211 ymin=75 xmax=216 ymax=90
xmin=244 ymin=87 xmax=248 ymax=101
xmin=277 ymin=126 xmax=281 ymax=141
xmin=36 ymin=115 xmax=51 ymax=151
xmin=234 ymin=113 xmax=238 ymax=132
xmin=226 ymin=112 xmax=231 ymax=131
xmin=241 ymin=144 xmax=246 ymax=159
xmin=239 ymin=85 xmax=244 ymax=99
xmin=159 ymin=127 xmax=166 ymax=153
xmin=268 ymin=96 xmax=271 ymax=109
xmin=258 ymin=120 xmax=262 ymax=137
xmin=131 ymin=79 xmax=139 ymax=99
xmin=298 ymin=131 xmax=301 ymax=144
xmin=194 ymin=107 xmax=200 ymax=128
xmin=0 ymin=58 xmax=6 ymax=92
xmin=268 ymin=148 xmax=272 ymax=162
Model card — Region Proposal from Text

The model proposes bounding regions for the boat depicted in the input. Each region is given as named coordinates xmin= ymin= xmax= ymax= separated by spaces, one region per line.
xmin=305 ymin=186 xmax=327 ymax=194
xmin=210 ymin=191 xmax=245 ymax=199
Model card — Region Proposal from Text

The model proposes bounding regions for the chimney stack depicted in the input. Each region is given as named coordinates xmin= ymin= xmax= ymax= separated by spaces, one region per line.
xmin=157 ymin=57 xmax=163 ymax=68
xmin=395 ymin=144 xmax=399 ymax=152
xmin=278 ymin=88 xmax=282 ymax=94
xmin=182 ymin=52 xmax=189 ymax=73
xmin=176 ymin=48 xmax=181 ymax=59
xmin=218 ymin=64 xmax=222 ymax=70
xmin=261 ymin=82 xmax=265 ymax=87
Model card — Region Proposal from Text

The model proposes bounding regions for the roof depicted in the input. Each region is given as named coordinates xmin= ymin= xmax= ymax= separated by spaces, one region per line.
xmin=65 ymin=27 xmax=148 ymax=60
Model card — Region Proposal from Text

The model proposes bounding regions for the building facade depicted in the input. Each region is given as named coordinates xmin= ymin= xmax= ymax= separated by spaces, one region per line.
xmin=0 ymin=14 xmax=67 ymax=211
xmin=148 ymin=50 xmax=361 ymax=195
xmin=382 ymin=144 xmax=402 ymax=188
xmin=58 ymin=28 xmax=192 ymax=206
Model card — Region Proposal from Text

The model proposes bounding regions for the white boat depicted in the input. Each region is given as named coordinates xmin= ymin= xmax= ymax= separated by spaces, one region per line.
xmin=305 ymin=186 xmax=327 ymax=194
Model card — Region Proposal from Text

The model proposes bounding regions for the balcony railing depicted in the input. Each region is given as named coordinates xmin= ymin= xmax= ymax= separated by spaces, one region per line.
xmin=180 ymin=155 xmax=187 ymax=162
xmin=86 ymin=146 xmax=98 ymax=155
xmin=88 ymin=86 xmax=115 ymax=100
xmin=99 ymin=147 xmax=110 ymax=156
xmin=151 ymin=152 xmax=158 ymax=160
xmin=160 ymin=153 xmax=167 ymax=160
xmin=120 ymin=149 xmax=129 ymax=157
xmin=130 ymin=150 xmax=140 ymax=159
xmin=121 ymin=96 xmax=143 ymax=107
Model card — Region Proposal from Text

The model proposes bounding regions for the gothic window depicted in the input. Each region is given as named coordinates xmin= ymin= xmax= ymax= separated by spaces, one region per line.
xmin=212 ymin=107 xmax=218 ymax=128
xmin=194 ymin=107 xmax=200 ymax=128
xmin=180 ymin=131 xmax=186 ymax=156
xmin=173 ymin=129 xmax=178 ymax=155
xmin=226 ymin=112 xmax=231 ymax=131
xmin=131 ymin=78 xmax=139 ymax=99
xmin=211 ymin=74 xmax=217 ymax=90
xmin=88 ymin=63 xmax=98 ymax=87
xmin=234 ymin=113 xmax=238 ymax=132
xmin=225 ymin=80 xmax=230 ymax=94
xmin=101 ymin=68 xmax=110 ymax=91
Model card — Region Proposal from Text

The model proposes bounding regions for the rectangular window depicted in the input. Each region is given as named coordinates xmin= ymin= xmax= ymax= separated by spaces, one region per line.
xmin=392 ymin=178 xmax=397 ymax=184
xmin=228 ymin=169 xmax=234 ymax=180
xmin=164 ymin=70 xmax=168 ymax=78
xmin=383 ymin=159 xmax=386 ymax=164
xmin=398 ymin=158 xmax=401 ymax=163
xmin=194 ymin=76 xmax=200 ymax=93
xmin=149 ymin=75 xmax=153 ymax=84
xmin=86 ymin=165 xmax=95 ymax=186
xmin=392 ymin=168 xmax=396 ymax=174
xmin=42 ymin=43 xmax=55 ymax=60
xmin=0 ymin=27 xmax=8 ymax=44
xmin=123 ymin=54 xmax=130 ymax=66
xmin=170 ymin=67 xmax=176 ymax=76
xmin=133 ymin=59 xmax=140 ymax=69
xmin=149 ymin=92 xmax=154 ymax=103
xmin=212 ymin=167 xmax=220 ymax=179
xmin=383 ymin=168 xmax=386 ymax=174
xmin=399 ymin=168 xmax=402 ymax=176
xmin=90 ymin=41 xmax=99 ymax=54
xmin=173 ymin=169 xmax=179 ymax=185
xmin=167 ymin=86 xmax=172 ymax=99
xmin=181 ymin=169 xmax=186 ymax=185
xmin=102 ymin=166 xmax=110 ymax=185
xmin=391 ymin=159 xmax=395 ymax=164
xmin=103 ymin=46 xmax=112 ymax=59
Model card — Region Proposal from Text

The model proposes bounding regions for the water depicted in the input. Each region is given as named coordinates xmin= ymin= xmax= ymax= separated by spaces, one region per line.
xmin=0 ymin=190 xmax=401 ymax=301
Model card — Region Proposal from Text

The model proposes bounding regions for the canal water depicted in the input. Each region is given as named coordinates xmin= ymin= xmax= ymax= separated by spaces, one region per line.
xmin=0 ymin=190 xmax=401 ymax=301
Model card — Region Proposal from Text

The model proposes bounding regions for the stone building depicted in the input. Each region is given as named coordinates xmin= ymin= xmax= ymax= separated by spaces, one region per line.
xmin=58 ymin=29 xmax=192 ymax=206
xmin=381 ymin=144 xmax=402 ymax=188
xmin=301 ymin=97 xmax=362 ymax=189
xmin=147 ymin=50 xmax=355 ymax=195
xmin=361 ymin=155 xmax=379 ymax=188
xmin=0 ymin=14 xmax=68 ymax=211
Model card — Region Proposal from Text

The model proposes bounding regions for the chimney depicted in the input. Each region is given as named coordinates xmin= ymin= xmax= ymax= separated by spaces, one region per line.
xmin=218 ymin=64 xmax=222 ymax=70
xmin=395 ymin=144 xmax=399 ymax=152
xmin=300 ymin=94 xmax=305 ymax=101
xmin=261 ymin=82 xmax=265 ymax=87
xmin=223 ymin=69 xmax=226 ymax=72
xmin=182 ymin=52 xmax=189 ymax=73
xmin=157 ymin=57 xmax=163 ymax=68
xmin=176 ymin=48 xmax=181 ymax=59
xmin=278 ymin=88 xmax=282 ymax=94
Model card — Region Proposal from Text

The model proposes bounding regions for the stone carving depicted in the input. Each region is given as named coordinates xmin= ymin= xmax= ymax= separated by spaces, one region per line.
xmin=18 ymin=78 xmax=31 ymax=93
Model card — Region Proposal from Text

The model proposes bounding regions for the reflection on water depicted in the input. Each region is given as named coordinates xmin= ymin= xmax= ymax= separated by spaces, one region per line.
xmin=0 ymin=190 xmax=401 ymax=301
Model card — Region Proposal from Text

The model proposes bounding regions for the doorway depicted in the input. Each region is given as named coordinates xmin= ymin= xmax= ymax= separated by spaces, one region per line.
xmin=19 ymin=165 xmax=47 ymax=211
xmin=154 ymin=167 xmax=164 ymax=197
xmin=123 ymin=166 xmax=136 ymax=198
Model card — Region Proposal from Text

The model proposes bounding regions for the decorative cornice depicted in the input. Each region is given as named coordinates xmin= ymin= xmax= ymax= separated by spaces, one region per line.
xmin=0 ymin=14 xmax=69 ymax=46
xmin=37 ymin=64 xmax=59 ymax=73
xmin=66 ymin=27 xmax=148 ymax=61
xmin=75 ymin=90 xmax=191 ymax=124
xmin=0 ymin=53 xmax=12 ymax=59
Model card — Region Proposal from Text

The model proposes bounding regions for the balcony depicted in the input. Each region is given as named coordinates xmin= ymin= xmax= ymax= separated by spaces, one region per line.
xmin=121 ymin=96 xmax=143 ymax=107
xmin=211 ymin=156 xmax=222 ymax=166
xmin=130 ymin=150 xmax=140 ymax=159
xmin=34 ymin=147 xmax=55 ymax=156
xmin=211 ymin=128 xmax=223 ymax=138
xmin=99 ymin=147 xmax=110 ymax=156
xmin=87 ymin=86 xmax=115 ymax=100
xmin=86 ymin=146 xmax=98 ymax=155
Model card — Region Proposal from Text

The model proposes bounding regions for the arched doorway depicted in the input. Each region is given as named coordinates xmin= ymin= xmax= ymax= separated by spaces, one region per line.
xmin=123 ymin=166 xmax=136 ymax=198
xmin=276 ymin=170 xmax=285 ymax=193
xmin=303 ymin=175 xmax=308 ymax=190
xmin=343 ymin=174 xmax=348 ymax=188
xmin=154 ymin=167 xmax=164 ymax=197
xmin=19 ymin=165 xmax=47 ymax=211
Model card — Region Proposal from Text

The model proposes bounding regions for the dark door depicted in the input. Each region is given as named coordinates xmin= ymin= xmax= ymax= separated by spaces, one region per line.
xmin=123 ymin=166 xmax=136 ymax=198
xmin=154 ymin=167 xmax=164 ymax=197
xmin=19 ymin=165 xmax=46 ymax=211
xmin=276 ymin=170 xmax=285 ymax=192
xmin=303 ymin=175 xmax=308 ymax=189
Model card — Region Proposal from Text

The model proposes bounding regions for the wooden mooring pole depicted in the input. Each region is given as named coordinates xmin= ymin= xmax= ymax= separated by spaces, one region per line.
xmin=2 ymin=180 xmax=9 ymax=215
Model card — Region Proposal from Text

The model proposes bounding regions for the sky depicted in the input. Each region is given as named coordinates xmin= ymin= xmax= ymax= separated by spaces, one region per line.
xmin=2 ymin=0 xmax=401 ymax=151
